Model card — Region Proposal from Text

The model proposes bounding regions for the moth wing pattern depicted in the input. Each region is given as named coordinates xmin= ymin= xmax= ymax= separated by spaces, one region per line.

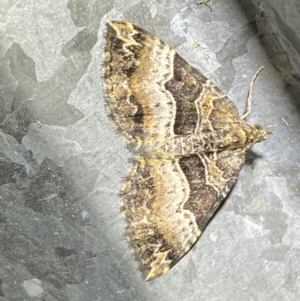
xmin=122 ymin=149 xmax=245 ymax=280
xmin=179 ymin=150 xmax=245 ymax=231
xmin=104 ymin=21 xmax=244 ymax=142
xmin=104 ymin=21 xmax=177 ymax=142
xmin=103 ymin=20 xmax=271 ymax=280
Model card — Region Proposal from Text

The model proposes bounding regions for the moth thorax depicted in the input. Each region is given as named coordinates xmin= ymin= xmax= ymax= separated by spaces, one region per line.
xmin=212 ymin=125 xmax=249 ymax=150
xmin=215 ymin=123 xmax=271 ymax=150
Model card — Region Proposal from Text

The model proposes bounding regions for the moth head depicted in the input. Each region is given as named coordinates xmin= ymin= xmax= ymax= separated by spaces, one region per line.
xmin=219 ymin=123 xmax=272 ymax=150
xmin=252 ymin=124 xmax=273 ymax=142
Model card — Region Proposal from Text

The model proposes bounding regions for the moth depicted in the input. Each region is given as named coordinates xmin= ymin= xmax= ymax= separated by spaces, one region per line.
xmin=103 ymin=21 xmax=271 ymax=280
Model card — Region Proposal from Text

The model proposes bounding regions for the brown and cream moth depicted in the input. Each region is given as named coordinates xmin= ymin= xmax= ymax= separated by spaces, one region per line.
xmin=103 ymin=21 xmax=271 ymax=280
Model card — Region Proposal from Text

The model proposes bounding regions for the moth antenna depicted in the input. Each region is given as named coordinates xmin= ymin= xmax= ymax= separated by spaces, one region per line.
xmin=241 ymin=66 xmax=265 ymax=120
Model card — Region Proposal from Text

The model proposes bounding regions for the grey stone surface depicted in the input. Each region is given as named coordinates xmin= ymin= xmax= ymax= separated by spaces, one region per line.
xmin=0 ymin=0 xmax=299 ymax=300
xmin=240 ymin=0 xmax=300 ymax=93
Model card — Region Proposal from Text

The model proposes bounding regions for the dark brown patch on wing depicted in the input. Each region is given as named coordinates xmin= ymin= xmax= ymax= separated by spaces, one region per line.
xmin=165 ymin=53 xmax=208 ymax=135
xmin=180 ymin=150 xmax=245 ymax=230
